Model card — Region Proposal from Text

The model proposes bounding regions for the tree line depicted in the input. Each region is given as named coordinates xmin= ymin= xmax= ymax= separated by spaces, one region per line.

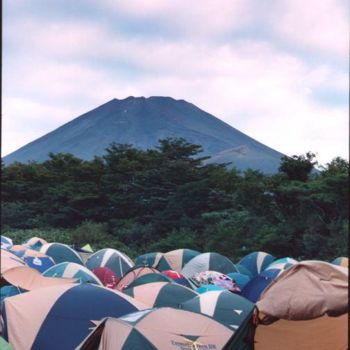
xmin=1 ymin=138 xmax=348 ymax=261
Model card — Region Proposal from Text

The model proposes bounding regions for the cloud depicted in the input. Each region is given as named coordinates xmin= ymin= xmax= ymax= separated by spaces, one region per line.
xmin=267 ymin=0 xmax=348 ymax=57
xmin=2 ymin=1 xmax=348 ymax=165
xmin=93 ymin=0 xmax=254 ymax=37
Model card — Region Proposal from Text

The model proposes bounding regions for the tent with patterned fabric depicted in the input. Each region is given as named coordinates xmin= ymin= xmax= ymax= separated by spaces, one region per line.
xmin=43 ymin=262 xmax=102 ymax=285
xmin=180 ymin=290 xmax=257 ymax=349
xmin=1 ymin=236 xmax=13 ymax=250
xmin=190 ymin=270 xmax=241 ymax=292
xmin=124 ymin=281 xmax=198 ymax=308
xmin=181 ymin=252 xmax=237 ymax=278
xmin=126 ymin=273 xmax=173 ymax=290
xmin=331 ymin=256 xmax=348 ymax=267
xmin=40 ymin=243 xmax=84 ymax=265
xmin=115 ymin=266 xmax=159 ymax=291
xmin=238 ymin=251 xmax=275 ymax=277
xmin=86 ymin=249 xmax=134 ymax=278
xmin=134 ymin=252 xmax=163 ymax=268
xmin=1 ymin=284 xmax=146 ymax=350
xmin=157 ymin=249 xmax=200 ymax=272
xmin=76 ymin=308 xmax=236 ymax=350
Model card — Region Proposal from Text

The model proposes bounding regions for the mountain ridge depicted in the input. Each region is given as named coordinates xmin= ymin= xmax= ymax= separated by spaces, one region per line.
xmin=3 ymin=96 xmax=284 ymax=173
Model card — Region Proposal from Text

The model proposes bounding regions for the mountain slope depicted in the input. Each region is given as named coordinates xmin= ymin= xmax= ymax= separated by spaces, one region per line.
xmin=3 ymin=96 xmax=284 ymax=173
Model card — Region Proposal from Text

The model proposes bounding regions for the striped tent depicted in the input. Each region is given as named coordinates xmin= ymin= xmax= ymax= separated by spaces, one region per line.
xmin=266 ymin=257 xmax=297 ymax=270
xmin=40 ymin=243 xmax=84 ymax=265
xmin=115 ymin=266 xmax=159 ymax=291
xmin=86 ymin=249 xmax=134 ymax=278
xmin=77 ymin=308 xmax=235 ymax=350
xmin=1 ymin=264 xmax=74 ymax=291
xmin=181 ymin=252 xmax=238 ymax=278
xmin=331 ymin=256 xmax=348 ymax=267
xmin=265 ymin=261 xmax=294 ymax=273
xmin=124 ymin=281 xmax=198 ymax=308
xmin=180 ymin=290 xmax=256 ymax=349
xmin=1 ymin=283 xmax=146 ymax=350
xmin=157 ymin=249 xmax=201 ymax=272
xmin=23 ymin=237 xmax=48 ymax=251
xmin=43 ymin=262 xmax=102 ymax=285
xmin=238 ymin=251 xmax=275 ymax=277
xmin=126 ymin=273 xmax=173 ymax=290
xmin=1 ymin=236 xmax=13 ymax=250
xmin=134 ymin=252 xmax=163 ymax=268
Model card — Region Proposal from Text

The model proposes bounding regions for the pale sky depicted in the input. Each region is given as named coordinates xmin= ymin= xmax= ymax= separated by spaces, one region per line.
xmin=2 ymin=0 xmax=349 ymax=166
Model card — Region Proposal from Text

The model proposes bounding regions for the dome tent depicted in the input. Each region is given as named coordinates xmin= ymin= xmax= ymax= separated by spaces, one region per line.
xmin=43 ymin=262 xmax=102 ymax=285
xmin=1 ymin=283 xmax=146 ymax=350
xmin=238 ymin=251 xmax=275 ymax=277
xmin=22 ymin=237 xmax=48 ymax=251
xmin=180 ymin=290 xmax=257 ymax=349
xmin=76 ymin=308 xmax=236 ymax=350
xmin=86 ymin=249 xmax=134 ymax=278
xmin=181 ymin=252 xmax=237 ymax=278
xmin=1 ymin=236 xmax=13 ymax=250
xmin=157 ymin=249 xmax=200 ymax=272
xmin=115 ymin=266 xmax=159 ymax=291
xmin=40 ymin=243 xmax=83 ymax=265
xmin=124 ymin=281 xmax=198 ymax=308
xmin=134 ymin=252 xmax=163 ymax=268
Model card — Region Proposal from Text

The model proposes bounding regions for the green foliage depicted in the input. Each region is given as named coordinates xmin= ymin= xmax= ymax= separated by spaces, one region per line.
xmin=1 ymin=139 xmax=348 ymax=261
xmin=279 ymin=152 xmax=317 ymax=181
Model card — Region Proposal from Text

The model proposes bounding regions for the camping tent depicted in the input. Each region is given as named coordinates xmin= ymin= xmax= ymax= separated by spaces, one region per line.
xmin=115 ymin=266 xmax=159 ymax=291
xmin=1 ymin=283 xmax=146 ymax=350
xmin=157 ymin=249 xmax=200 ymax=272
xmin=76 ymin=308 xmax=236 ymax=350
xmin=255 ymin=261 xmax=348 ymax=350
xmin=43 ymin=262 xmax=102 ymax=285
xmin=134 ymin=252 xmax=163 ymax=268
xmin=331 ymin=256 xmax=348 ymax=268
xmin=238 ymin=251 xmax=275 ymax=277
xmin=181 ymin=252 xmax=237 ymax=278
xmin=86 ymin=249 xmax=134 ymax=278
xmin=124 ymin=281 xmax=198 ymax=308
xmin=22 ymin=237 xmax=48 ymax=251
xmin=180 ymin=290 xmax=257 ymax=349
xmin=40 ymin=243 xmax=84 ymax=265
xmin=1 ymin=236 xmax=13 ymax=250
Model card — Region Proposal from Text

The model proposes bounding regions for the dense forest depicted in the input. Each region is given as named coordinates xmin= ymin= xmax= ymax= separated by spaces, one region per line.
xmin=1 ymin=138 xmax=348 ymax=261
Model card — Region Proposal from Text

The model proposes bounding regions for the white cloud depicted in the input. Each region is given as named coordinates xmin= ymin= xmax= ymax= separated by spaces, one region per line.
xmin=268 ymin=0 xmax=348 ymax=57
xmin=2 ymin=2 xmax=348 ymax=165
xmin=93 ymin=0 xmax=254 ymax=37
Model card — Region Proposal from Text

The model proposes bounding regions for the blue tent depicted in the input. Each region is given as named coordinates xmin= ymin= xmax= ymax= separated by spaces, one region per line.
xmin=2 ymin=284 xmax=143 ymax=350
xmin=238 ymin=251 xmax=275 ymax=277
xmin=241 ymin=274 xmax=274 ymax=303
